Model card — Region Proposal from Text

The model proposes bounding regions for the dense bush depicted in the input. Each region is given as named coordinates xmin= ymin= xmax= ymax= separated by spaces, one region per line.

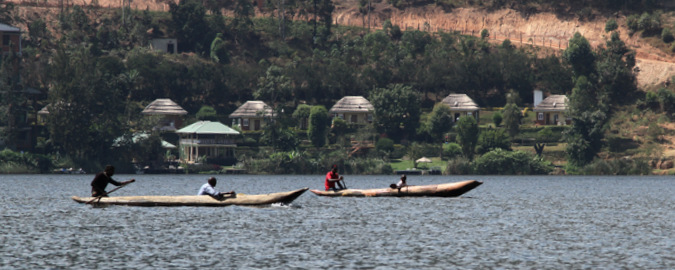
xmin=605 ymin=19 xmax=618 ymax=32
xmin=343 ymin=158 xmax=394 ymax=175
xmin=442 ymin=143 xmax=462 ymax=159
xmin=577 ymin=158 xmax=651 ymax=175
xmin=375 ymin=138 xmax=395 ymax=154
xmin=662 ymin=28 xmax=674 ymax=43
xmin=476 ymin=128 xmax=511 ymax=154
xmin=637 ymin=12 xmax=661 ymax=36
xmin=240 ymin=149 xmax=392 ymax=174
xmin=472 ymin=149 xmax=553 ymax=175
xmin=0 ymin=149 xmax=52 ymax=173
xmin=444 ymin=157 xmax=473 ymax=175
xmin=492 ymin=111 xmax=503 ymax=127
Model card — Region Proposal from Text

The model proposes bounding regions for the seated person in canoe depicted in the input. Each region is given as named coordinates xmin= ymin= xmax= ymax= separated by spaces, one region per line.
xmin=325 ymin=164 xmax=346 ymax=191
xmin=198 ymin=177 xmax=235 ymax=199
xmin=389 ymin=174 xmax=407 ymax=190
xmin=91 ymin=165 xmax=135 ymax=197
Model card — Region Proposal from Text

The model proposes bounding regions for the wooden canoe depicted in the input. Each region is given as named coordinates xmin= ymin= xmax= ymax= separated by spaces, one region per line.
xmin=72 ymin=188 xmax=308 ymax=207
xmin=310 ymin=180 xmax=482 ymax=197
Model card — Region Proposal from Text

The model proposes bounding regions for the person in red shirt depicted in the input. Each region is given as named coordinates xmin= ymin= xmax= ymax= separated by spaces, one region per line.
xmin=325 ymin=164 xmax=346 ymax=191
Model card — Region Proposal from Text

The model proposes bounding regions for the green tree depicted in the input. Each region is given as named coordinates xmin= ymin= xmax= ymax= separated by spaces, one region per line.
xmin=261 ymin=125 xmax=299 ymax=151
xmin=0 ymin=53 xmax=24 ymax=150
xmin=455 ymin=115 xmax=479 ymax=160
xmin=308 ymin=105 xmax=329 ymax=147
xmin=210 ymin=33 xmax=229 ymax=64
xmin=254 ymin=65 xmax=292 ymax=107
xmin=425 ymin=103 xmax=453 ymax=158
xmin=480 ymin=29 xmax=489 ymax=39
xmin=169 ymin=0 xmax=211 ymax=54
xmin=46 ymin=46 xmax=127 ymax=161
xmin=533 ymin=55 xmax=574 ymax=95
xmin=597 ymin=31 xmax=638 ymax=107
xmin=492 ymin=111 xmax=502 ymax=127
xmin=637 ymin=12 xmax=660 ymax=35
xmin=565 ymin=76 xmax=608 ymax=166
xmin=375 ymin=137 xmax=394 ymax=156
xmin=369 ymin=84 xmax=421 ymax=140
xmin=315 ymin=0 xmax=335 ymax=41
xmin=232 ymin=0 xmax=254 ymax=39
xmin=330 ymin=117 xmax=348 ymax=144
xmin=502 ymin=102 xmax=521 ymax=138
xmin=292 ymin=104 xmax=311 ymax=130
xmin=605 ymin=19 xmax=618 ymax=32
xmin=563 ymin=32 xmax=595 ymax=77
xmin=407 ymin=142 xmax=424 ymax=168
xmin=196 ymin=105 xmax=218 ymax=121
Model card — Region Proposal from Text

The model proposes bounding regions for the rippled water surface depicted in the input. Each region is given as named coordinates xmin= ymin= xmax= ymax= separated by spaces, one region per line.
xmin=1 ymin=174 xmax=673 ymax=269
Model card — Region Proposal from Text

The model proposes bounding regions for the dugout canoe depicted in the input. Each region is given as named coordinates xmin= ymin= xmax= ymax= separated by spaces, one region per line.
xmin=72 ymin=188 xmax=308 ymax=207
xmin=310 ymin=180 xmax=482 ymax=197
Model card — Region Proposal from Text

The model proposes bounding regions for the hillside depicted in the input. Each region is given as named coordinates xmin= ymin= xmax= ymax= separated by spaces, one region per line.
xmin=9 ymin=0 xmax=675 ymax=88
xmin=330 ymin=2 xmax=675 ymax=88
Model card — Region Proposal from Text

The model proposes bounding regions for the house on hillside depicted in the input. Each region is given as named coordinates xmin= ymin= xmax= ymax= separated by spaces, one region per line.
xmin=150 ymin=38 xmax=177 ymax=54
xmin=328 ymin=96 xmax=374 ymax=125
xmin=0 ymin=23 xmax=21 ymax=55
xmin=142 ymin=98 xmax=188 ymax=131
xmin=176 ymin=121 xmax=240 ymax=165
xmin=440 ymin=94 xmax=480 ymax=123
xmin=533 ymin=95 xmax=570 ymax=125
xmin=228 ymin=100 xmax=274 ymax=131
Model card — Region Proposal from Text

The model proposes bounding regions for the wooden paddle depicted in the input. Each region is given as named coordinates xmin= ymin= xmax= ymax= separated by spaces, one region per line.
xmin=86 ymin=180 xmax=135 ymax=204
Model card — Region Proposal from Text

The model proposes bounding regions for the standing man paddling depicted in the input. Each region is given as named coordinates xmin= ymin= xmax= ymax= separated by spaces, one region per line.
xmin=91 ymin=165 xmax=135 ymax=197
xmin=325 ymin=164 xmax=346 ymax=191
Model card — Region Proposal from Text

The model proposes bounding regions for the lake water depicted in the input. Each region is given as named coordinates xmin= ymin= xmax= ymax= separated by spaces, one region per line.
xmin=0 ymin=174 xmax=673 ymax=269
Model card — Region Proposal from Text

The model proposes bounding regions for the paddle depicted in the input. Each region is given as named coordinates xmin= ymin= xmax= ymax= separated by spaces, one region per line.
xmin=86 ymin=179 xmax=135 ymax=204
xmin=340 ymin=178 xmax=347 ymax=189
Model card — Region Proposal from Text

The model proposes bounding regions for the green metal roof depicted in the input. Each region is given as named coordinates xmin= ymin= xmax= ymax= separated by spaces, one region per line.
xmin=175 ymin=121 xmax=240 ymax=135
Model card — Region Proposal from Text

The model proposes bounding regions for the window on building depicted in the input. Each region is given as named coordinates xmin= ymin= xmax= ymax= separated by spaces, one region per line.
xmin=538 ymin=113 xmax=544 ymax=120
xmin=243 ymin=119 xmax=249 ymax=127
xmin=367 ymin=114 xmax=373 ymax=123
xmin=338 ymin=114 xmax=344 ymax=119
xmin=2 ymin=35 xmax=9 ymax=46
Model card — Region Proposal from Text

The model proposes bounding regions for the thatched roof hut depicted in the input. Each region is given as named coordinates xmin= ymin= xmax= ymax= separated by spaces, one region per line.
xmin=228 ymin=101 xmax=274 ymax=118
xmin=533 ymin=95 xmax=568 ymax=112
xmin=329 ymin=96 xmax=374 ymax=113
xmin=142 ymin=99 xmax=188 ymax=115
xmin=440 ymin=94 xmax=479 ymax=111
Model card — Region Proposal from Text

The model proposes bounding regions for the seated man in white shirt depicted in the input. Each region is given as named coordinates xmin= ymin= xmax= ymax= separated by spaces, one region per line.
xmin=389 ymin=174 xmax=407 ymax=190
xmin=198 ymin=177 xmax=235 ymax=199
